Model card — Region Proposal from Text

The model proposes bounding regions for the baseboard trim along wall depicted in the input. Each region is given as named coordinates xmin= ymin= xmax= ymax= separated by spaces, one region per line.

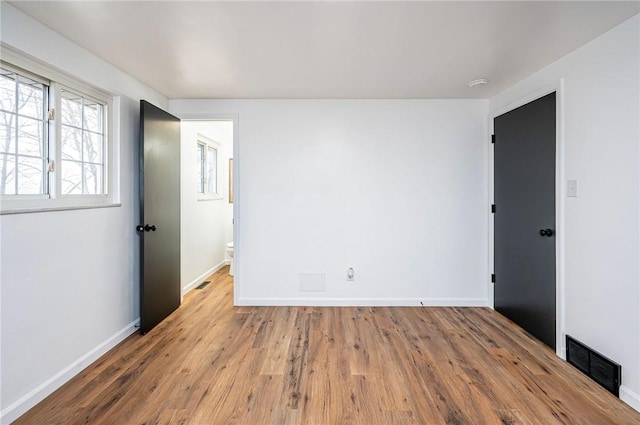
xmin=621 ymin=385 xmax=640 ymax=412
xmin=236 ymin=297 xmax=488 ymax=307
xmin=0 ymin=319 xmax=140 ymax=425
xmin=181 ymin=260 xmax=229 ymax=298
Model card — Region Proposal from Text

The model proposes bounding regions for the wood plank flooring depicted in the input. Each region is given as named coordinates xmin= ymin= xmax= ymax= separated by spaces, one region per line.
xmin=14 ymin=267 xmax=640 ymax=424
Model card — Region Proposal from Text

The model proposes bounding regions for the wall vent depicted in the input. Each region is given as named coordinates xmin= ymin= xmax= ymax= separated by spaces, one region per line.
xmin=566 ymin=335 xmax=621 ymax=397
xmin=298 ymin=273 xmax=326 ymax=292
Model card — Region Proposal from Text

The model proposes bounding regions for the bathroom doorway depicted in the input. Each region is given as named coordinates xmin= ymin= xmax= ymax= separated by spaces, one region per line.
xmin=179 ymin=119 xmax=235 ymax=299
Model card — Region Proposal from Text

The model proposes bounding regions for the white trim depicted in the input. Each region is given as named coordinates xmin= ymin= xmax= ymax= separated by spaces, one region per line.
xmin=0 ymin=60 xmax=49 ymax=85
xmin=0 ymin=202 xmax=121 ymax=215
xmin=0 ymin=196 xmax=120 ymax=214
xmin=0 ymin=319 xmax=139 ymax=425
xmin=236 ymin=297 xmax=489 ymax=307
xmin=555 ymin=81 xmax=567 ymax=358
xmin=0 ymin=43 xmax=111 ymax=101
xmin=170 ymin=112 xmax=240 ymax=307
xmin=181 ymin=260 xmax=229 ymax=299
xmin=621 ymin=385 xmax=640 ymax=413
xmin=487 ymin=118 xmax=495 ymax=307
xmin=488 ymin=80 xmax=567 ymax=358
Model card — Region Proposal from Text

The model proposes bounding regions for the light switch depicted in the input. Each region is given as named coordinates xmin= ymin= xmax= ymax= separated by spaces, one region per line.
xmin=567 ymin=180 xmax=578 ymax=198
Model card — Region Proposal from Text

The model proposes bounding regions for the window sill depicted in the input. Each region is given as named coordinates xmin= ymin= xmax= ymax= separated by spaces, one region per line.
xmin=197 ymin=195 xmax=223 ymax=202
xmin=0 ymin=202 xmax=121 ymax=215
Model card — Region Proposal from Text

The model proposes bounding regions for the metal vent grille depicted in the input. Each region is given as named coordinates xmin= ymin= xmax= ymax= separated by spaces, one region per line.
xmin=566 ymin=335 xmax=621 ymax=397
xmin=196 ymin=281 xmax=211 ymax=290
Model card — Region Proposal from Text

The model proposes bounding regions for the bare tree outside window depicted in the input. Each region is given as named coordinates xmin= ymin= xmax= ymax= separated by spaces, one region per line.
xmin=0 ymin=68 xmax=47 ymax=195
xmin=60 ymin=89 xmax=105 ymax=195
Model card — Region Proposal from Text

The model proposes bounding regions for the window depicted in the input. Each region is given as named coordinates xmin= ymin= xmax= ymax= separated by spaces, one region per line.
xmin=196 ymin=135 xmax=221 ymax=200
xmin=60 ymin=89 xmax=106 ymax=195
xmin=0 ymin=68 xmax=48 ymax=195
xmin=0 ymin=53 xmax=114 ymax=213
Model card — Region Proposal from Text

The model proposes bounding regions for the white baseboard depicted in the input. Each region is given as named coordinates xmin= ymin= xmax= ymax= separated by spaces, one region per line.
xmin=621 ymin=385 xmax=640 ymax=412
xmin=236 ymin=297 xmax=488 ymax=307
xmin=181 ymin=260 xmax=229 ymax=298
xmin=0 ymin=319 xmax=139 ymax=425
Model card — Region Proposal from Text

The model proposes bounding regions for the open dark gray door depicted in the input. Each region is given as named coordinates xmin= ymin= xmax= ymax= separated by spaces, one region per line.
xmin=494 ymin=92 xmax=556 ymax=349
xmin=138 ymin=100 xmax=181 ymax=334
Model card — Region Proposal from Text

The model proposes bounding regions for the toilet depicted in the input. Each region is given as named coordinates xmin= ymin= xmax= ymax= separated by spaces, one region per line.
xmin=226 ymin=241 xmax=234 ymax=276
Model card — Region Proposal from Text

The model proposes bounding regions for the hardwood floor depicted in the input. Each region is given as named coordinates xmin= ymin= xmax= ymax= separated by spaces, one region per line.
xmin=15 ymin=267 xmax=640 ymax=424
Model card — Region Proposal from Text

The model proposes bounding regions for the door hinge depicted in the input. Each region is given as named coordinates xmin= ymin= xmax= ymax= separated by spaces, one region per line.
xmin=47 ymin=108 xmax=55 ymax=121
xmin=491 ymin=134 xmax=496 ymax=144
xmin=491 ymin=274 xmax=496 ymax=283
xmin=47 ymin=160 xmax=55 ymax=172
xmin=491 ymin=204 xmax=496 ymax=213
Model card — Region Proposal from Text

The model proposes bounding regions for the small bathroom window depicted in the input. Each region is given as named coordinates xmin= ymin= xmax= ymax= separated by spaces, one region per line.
xmin=196 ymin=134 xmax=222 ymax=200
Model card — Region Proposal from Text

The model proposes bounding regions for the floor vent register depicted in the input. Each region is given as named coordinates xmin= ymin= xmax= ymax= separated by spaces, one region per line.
xmin=566 ymin=335 xmax=621 ymax=397
xmin=196 ymin=281 xmax=211 ymax=290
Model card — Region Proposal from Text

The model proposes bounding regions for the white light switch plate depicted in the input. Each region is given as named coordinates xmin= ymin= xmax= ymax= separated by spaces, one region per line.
xmin=567 ymin=179 xmax=578 ymax=197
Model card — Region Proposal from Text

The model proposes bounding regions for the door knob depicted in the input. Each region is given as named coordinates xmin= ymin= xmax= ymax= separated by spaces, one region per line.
xmin=136 ymin=224 xmax=157 ymax=232
xmin=539 ymin=228 xmax=554 ymax=237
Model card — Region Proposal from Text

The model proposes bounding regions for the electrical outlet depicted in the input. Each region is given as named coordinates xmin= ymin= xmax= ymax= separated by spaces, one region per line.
xmin=346 ymin=267 xmax=355 ymax=281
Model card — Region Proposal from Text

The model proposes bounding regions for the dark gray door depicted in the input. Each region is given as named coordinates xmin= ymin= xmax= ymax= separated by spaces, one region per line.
xmin=494 ymin=92 xmax=556 ymax=349
xmin=138 ymin=100 xmax=181 ymax=334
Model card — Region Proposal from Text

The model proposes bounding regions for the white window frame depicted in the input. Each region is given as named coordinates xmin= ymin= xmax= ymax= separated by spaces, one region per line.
xmin=56 ymin=85 xmax=109 ymax=197
xmin=0 ymin=46 xmax=118 ymax=214
xmin=196 ymin=134 xmax=222 ymax=201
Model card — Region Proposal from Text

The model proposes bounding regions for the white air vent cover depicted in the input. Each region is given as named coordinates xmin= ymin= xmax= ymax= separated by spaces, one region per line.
xmin=298 ymin=273 xmax=326 ymax=292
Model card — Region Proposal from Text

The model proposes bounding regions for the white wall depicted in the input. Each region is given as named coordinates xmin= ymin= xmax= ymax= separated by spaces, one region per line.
xmin=490 ymin=15 xmax=640 ymax=409
xmin=0 ymin=4 xmax=167 ymax=423
xmin=180 ymin=121 xmax=234 ymax=295
xmin=170 ymin=99 xmax=489 ymax=306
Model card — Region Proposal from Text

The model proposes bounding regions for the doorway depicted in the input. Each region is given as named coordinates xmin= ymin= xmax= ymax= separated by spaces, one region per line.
xmin=180 ymin=120 xmax=235 ymax=297
xmin=493 ymin=92 xmax=558 ymax=350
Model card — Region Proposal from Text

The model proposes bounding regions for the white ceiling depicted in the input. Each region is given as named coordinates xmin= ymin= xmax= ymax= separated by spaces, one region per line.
xmin=9 ymin=1 xmax=640 ymax=99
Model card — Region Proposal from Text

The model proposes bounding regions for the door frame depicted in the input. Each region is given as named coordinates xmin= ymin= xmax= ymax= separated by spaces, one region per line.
xmin=488 ymin=80 xmax=566 ymax=357
xmin=171 ymin=112 xmax=240 ymax=306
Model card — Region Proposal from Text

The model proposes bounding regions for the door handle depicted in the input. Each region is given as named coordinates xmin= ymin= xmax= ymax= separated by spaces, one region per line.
xmin=539 ymin=228 xmax=554 ymax=237
xmin=136 ymin=224 xmax=157 ymax=233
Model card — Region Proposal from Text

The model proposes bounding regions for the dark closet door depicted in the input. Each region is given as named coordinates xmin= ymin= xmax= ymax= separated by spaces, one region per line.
xmin=494 ymin=92 xmax=556 ymax=349
xmin=138 ymin=100 xmax=181 ymax=334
